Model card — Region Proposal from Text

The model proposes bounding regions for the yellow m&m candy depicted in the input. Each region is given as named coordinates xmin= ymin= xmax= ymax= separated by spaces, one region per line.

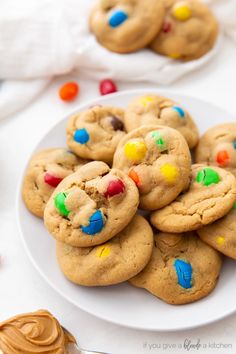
xmin=124 ymin=140 xmax=147 ymax=161
xmin=172 ymin=2 xmax=192 ymax=21
xmin=216 ymin=236 xmax=225 ymax=245
xmin=168 ymin=53 xmax=181 ymax=59
xmin=96 ymin=244 xmax=111 ymax=258
xmin=160 ymin=164 xmax=179 ymax=183
xmin=139 ymin=96 xmax=155 ymax=108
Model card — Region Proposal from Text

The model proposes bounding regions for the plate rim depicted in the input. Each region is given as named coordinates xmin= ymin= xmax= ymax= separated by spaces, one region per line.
xmin=16 ymin=88 xmax=236 ymax=332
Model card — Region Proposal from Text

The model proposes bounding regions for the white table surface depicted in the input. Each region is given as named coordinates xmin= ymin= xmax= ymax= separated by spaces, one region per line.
xmin=1 ymin=37 xmax=236 ymax=354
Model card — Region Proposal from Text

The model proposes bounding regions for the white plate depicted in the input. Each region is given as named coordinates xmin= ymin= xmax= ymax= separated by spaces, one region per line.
xmin=17 ymin=89 xmax=236 ymax=332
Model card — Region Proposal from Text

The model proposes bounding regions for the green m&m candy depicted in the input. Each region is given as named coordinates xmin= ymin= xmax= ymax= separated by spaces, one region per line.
xmin=196 ymin=168 xmax=220 ymax=186
xmin=54 ymin=192 xmax=70 ymax=217
xmin=152 ymin=131 xmax=167 ymax=152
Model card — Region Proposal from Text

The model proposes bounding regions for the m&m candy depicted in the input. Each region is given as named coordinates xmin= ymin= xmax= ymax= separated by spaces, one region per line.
xmin=172 ymin=2 xmax=192 ymax=21
xmin=104 ymin=179 xmax=125 ymax=198
xmin=54 ymin=192 xmax=70 ymax=217
xmin=108 ymin=10 xmax=128 ymax=28
xmin=217 ymin=236 xmax=225 ymax=245
xmin=59 ymin=82 xmax=79 ymax=101
xmin=74 ymin=128 xmax=90 ymax=144
xmin=152 ymin=131 xmax=167 ymax=151
xmin=196 ymin=168 xmax=220 ymax=186
xmin=160 ymin=164 xmax=179 ymax=183
xmin=216 ymin=150 xmax=230 ymax=167
xmin=124 ymin=140 xmax=147 ymax=161
xmin=96 ymin=244 xmax=111 ymax=258
xmin=81 ymin=210 xmax=105 ymax=235
xmin=44 ymin=173 xmax=63 ymax=188
xmin=233 ymin=141 xmax=236 ymax=149
xmin=110 ymin=116 xmax=124 ymax=131
xmin=162 ymin=22 xmax=172 ymax=33
xmin=128 ymin=169 xmax=141 ymax=187
xmin=99 ymin=79 xmax=117 ymax=95
xmin=139 ymin=96 xmax=155 ymax=108
xmin=174 ymin=259 xmax=192 ymax=289
xmin=172 ymin=106 xmax=185 ymax=118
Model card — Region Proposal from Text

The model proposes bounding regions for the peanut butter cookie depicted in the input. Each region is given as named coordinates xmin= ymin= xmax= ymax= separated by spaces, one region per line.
xmin=89 ymin=0 xmax=165 ymax=53
xmin=56 ymin=215 xmax=153 ymax=286
xmin=44 ymin=161 xmax=139 ymax=247
xmin=151 ymin=164 xmax=236 ymax=232
xmin=113 ymin=125 xmax=191 ymax=210
xmin=22 ymin=148 xmax=85 ymax=218
xmin=129 ymin=232 xmax=222 ymax=305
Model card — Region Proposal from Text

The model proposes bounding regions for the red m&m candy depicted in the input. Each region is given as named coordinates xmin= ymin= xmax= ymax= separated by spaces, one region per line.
xmin=216 ymin=150 xmax=230 ymax=167
xmin=59 ymin=82 xmax=79 ymax=101
xmin=99 ymin=79 xmax=117 ymax=96
xmin=44 ymin=173 xmax=63 ymax=188
xmin=104 ymin=179 xmax=125 ymax=198
xmin=162 ymin=22 xmax=172 ymax=33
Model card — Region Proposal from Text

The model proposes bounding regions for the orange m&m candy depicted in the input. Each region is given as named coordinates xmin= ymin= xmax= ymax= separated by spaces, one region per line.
xmin=59 ymin=82 xmax=79 ymax=101
xmin=216 ymin=150 xmax=230 ymax=167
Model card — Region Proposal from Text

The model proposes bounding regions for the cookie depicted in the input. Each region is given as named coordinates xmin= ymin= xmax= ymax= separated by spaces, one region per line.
xmin=150 ymin=0 xmax=218 ymax=61
xmin=125 ymin=94 xmax=199 ymax=148
xmin=151 ymin=164 xmax=236 ymax=233
xmin=89 ymin=0 xmax=165 ymax=53
xmin=113 ymin=125 xmax=191 ymax=210
xmin=129 ymin=232 xmax=222 ymax=305
xmin=22 ymin=148 xmax=85 ymax=218
xmin=56 ymin=215 xmax=153 ymax=286
xmin=195 ymin=123 xmax=236 ymax=178
xmin=66 ymin=105 xmax=126 ymax=163
xmin=197 ymin=204 xmax=236 ymax=260
xmin=44 ymin=161 xmax=139 ymax=247
xmin=0 ymin=310 xmax=76 ymax=354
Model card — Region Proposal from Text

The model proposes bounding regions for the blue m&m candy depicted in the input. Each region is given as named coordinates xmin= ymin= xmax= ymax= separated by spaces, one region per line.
xmin=81 ymin=210 xmax=105 ymax=235
xmin=172 ymin=106 xmax=185 ymax=118
xmin=108 ymin=10 xmax=128 ymax=28
xmin=74 ymin=128 xmax=89 ymax=144
xmin=233 ymin=141 xmax=236 ymax=149
xmin=174 ymin=259 xmax=192 ymax=289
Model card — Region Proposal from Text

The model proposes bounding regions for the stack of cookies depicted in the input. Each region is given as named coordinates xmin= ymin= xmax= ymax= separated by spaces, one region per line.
xmin=22 ymin=96 xmax=236 ymax=305
xmin=89 ymin=0 xmax=219 ymax=61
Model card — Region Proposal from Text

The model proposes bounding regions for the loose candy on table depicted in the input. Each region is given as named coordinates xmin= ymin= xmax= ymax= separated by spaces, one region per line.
xmin=124 ymin=141 xmax=147 ymax=161
xmin=172 ymin=106 xmax=185 ymax=118
xmin=108 ymin=10 xmax=128 ymax=28
xmin=44 ymin=173 xmax=63 ymax=188
xmin=104 ymin=179 xmax=125 ymax=198
xmin=174 ymin=259 xmax=192 ymax=289
xmin=59 ymin=82 xmax=79 ymax=101
xmin=99 ymin=79 xmax=117 ymax=95
xmin=81 ymin=210 xmax=105 ymax=235
xmin=54 ymin=192 xmax=70 ymax=217
xmin=196 ymin=168 xmax=220 ymax=186
xmin=216 ymin=150 xmax=230 ymax=167
xmin=74 ymin=128 xmax=90 ymax=144
xmin=110 ymin=116 xmax=124 ymax=131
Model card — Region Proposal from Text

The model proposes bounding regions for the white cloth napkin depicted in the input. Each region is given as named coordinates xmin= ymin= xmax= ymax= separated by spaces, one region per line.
xmin=0 ymin=0 xmax=235 ymax=120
